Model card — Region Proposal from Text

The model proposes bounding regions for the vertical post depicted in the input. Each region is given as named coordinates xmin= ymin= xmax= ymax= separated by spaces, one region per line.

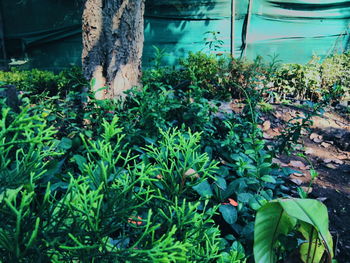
xmin=0 ymin=2 xmax=7 ymax=70
xmin=243 ymin=0 xmax=254 ymax=58
xmin=230 ymin=0 xmax=236 ymax=57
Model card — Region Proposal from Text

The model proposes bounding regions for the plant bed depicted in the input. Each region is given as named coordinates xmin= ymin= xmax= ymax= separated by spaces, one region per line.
xmin=1 ymin=51 xmax=349 ymax=262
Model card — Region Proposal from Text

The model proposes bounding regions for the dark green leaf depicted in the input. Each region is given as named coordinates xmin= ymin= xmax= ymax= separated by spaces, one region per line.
xmin=219 ymin=204 xmax=237 ymax=225
xmin=261 ymin=175 xmax=276 ymax=183
xmin=193 ymin=180 xmax=213 ymax=197
xmin=59 ymin=137 xmax=72 ymax=150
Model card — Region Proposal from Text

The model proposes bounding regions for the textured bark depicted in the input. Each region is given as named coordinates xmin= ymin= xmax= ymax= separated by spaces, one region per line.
xmin=82 ymin=0 xmax=144 ymax=99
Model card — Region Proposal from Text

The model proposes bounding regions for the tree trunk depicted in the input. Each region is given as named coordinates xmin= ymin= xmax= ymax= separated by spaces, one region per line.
xmin=82 ymin=0 xmax=144 ymax=99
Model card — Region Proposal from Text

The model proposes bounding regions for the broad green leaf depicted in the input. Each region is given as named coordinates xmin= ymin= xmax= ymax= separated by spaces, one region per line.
xmin=254 ymin=202 xmax=297 ymax=263
xmin=219 ymin=204 xmax=237 ymax=225
xmin=299 ymin=222 xmax=326 ymax=263
xmin=278 ymin=198 xmax=333 ymax=258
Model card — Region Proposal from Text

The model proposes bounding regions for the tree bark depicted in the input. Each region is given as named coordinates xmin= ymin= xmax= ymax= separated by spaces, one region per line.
xmin=82 ymin=0 xmax=144 ymax=99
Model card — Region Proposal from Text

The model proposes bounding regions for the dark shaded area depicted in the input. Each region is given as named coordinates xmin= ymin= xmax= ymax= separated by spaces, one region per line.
xmin=0 ymin=85 xmax=21 ymax=112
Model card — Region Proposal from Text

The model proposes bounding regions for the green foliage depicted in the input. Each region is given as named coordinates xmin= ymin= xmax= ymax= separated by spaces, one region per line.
xmin=0 ymin=67 xmax=86 ymax=98
xmin=254 ymin=198 xmax=333 ymax=263
xmin=2 ymin=50 xmax=346 ymax=262
xmin=0 ymin=104 xmax=244 ymax=262
xmin=0 ymin=104 xmax=59 ymax=192
xmin=271 ymin=53 xmax=350 ymax=102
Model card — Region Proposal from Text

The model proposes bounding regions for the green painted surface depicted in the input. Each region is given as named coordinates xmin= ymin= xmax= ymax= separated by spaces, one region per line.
xmin=1 ymin=0 xmax=349 ymax=70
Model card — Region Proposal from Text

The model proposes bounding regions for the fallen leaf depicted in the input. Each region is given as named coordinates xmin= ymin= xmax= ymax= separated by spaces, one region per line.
xmin=313 ymin=137 xmax=323 ymax=143
xmin=262 ymin=120 xmax=271 ymax=131
xmin=304 ymin=148 xmax=314 ymax=155
xmin=290 ymin=178 xmax=303 ymax=185
xmin=310 ymin=133 xmax=319 ymax=140
xmin=291 ymin=172 xmax=304 ymax=177
xmin=183 ymin=168 xmax=200 ymax=179
xmin=272 ymin=128 xmax=281 ymax=136
xmin=263 ymin=133 xmax=273 ymax=139
xmin=228 ymin=198 xmax=238 ymax=207
xmin=301 ymin=186 xmax=313 ymax=194
xmin=333 ymin=159 xmax=344 ymax=165
xmin=337 ymin=155 xmax=348 ymax=160
xmin=316 ymin=197 xmax=327 ymax=202
xmin=272 ymin=158 xmax=288 ymax=166
xmin=274 ymin=112 xmax=282 ymax=118
xmin=288 ymin=160 xmax=308 ymax=170
xmin=325 ymin=163 xmax=337 ymax=169
xmin=321 ymin=142 xmax=331 ymax=148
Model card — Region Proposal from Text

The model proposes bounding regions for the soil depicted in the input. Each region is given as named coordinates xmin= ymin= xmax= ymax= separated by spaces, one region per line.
xmin=261 ymin=104 xmax=350 ymax=263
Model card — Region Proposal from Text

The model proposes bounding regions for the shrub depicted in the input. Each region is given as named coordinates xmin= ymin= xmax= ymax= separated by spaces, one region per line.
xmin=0 ymin=109 xmax=243 ymax=262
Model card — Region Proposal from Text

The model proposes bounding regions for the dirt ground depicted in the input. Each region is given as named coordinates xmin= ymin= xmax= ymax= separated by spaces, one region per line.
xmin=262 ymin=104 xmax=350 ymax=263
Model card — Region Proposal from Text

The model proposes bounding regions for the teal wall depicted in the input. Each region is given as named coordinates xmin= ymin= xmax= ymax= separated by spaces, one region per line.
xmin=1 ymin=0 xmax=349 ymax=70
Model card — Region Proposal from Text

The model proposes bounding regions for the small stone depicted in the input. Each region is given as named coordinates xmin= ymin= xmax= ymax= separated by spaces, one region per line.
xmin=323 ymin=159 xmax=332 ymax=164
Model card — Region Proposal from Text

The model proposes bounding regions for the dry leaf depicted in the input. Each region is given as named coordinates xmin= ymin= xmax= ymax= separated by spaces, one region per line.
xmin=325 ymin=163 xmax=337 ymax=169
xmin=310 ymin=133 xmax=319 ymax=140
xmin=333 ymin=159 xmax=344 ymax=165
xmin=291 ymin=172 xmax=304 ymax=177
xmin=263 ymin=133 xmax=273 ymax=139
xmin=304 ymin=148 xmax=314 ymax=155
xmin=321 ymin=142 xmax=331 ymax=148
xmin=337 ymin=155 xmax=348 ymax=160
xmin=290 ymin=178 xmax=303 ymax=185
xmin=262 ymin=120 xmax=271 ymax=131
xmin=313 ymin=137 xmax=323 ymax=143
xmin=183 ymin=168 xmax=199 ymax=179
xmin=301 ymin=186 xmax=312 ymax=194
xmin=288 ymin=160 xmax=308 ymax=170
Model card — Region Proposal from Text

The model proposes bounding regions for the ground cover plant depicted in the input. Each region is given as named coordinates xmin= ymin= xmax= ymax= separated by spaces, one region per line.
xmin=1 ymin=51 xmax=348 ymax=262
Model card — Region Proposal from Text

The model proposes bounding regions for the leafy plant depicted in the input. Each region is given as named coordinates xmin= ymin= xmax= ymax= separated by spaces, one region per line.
xmin=254 ymin=198 xmax=333 ymax=263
